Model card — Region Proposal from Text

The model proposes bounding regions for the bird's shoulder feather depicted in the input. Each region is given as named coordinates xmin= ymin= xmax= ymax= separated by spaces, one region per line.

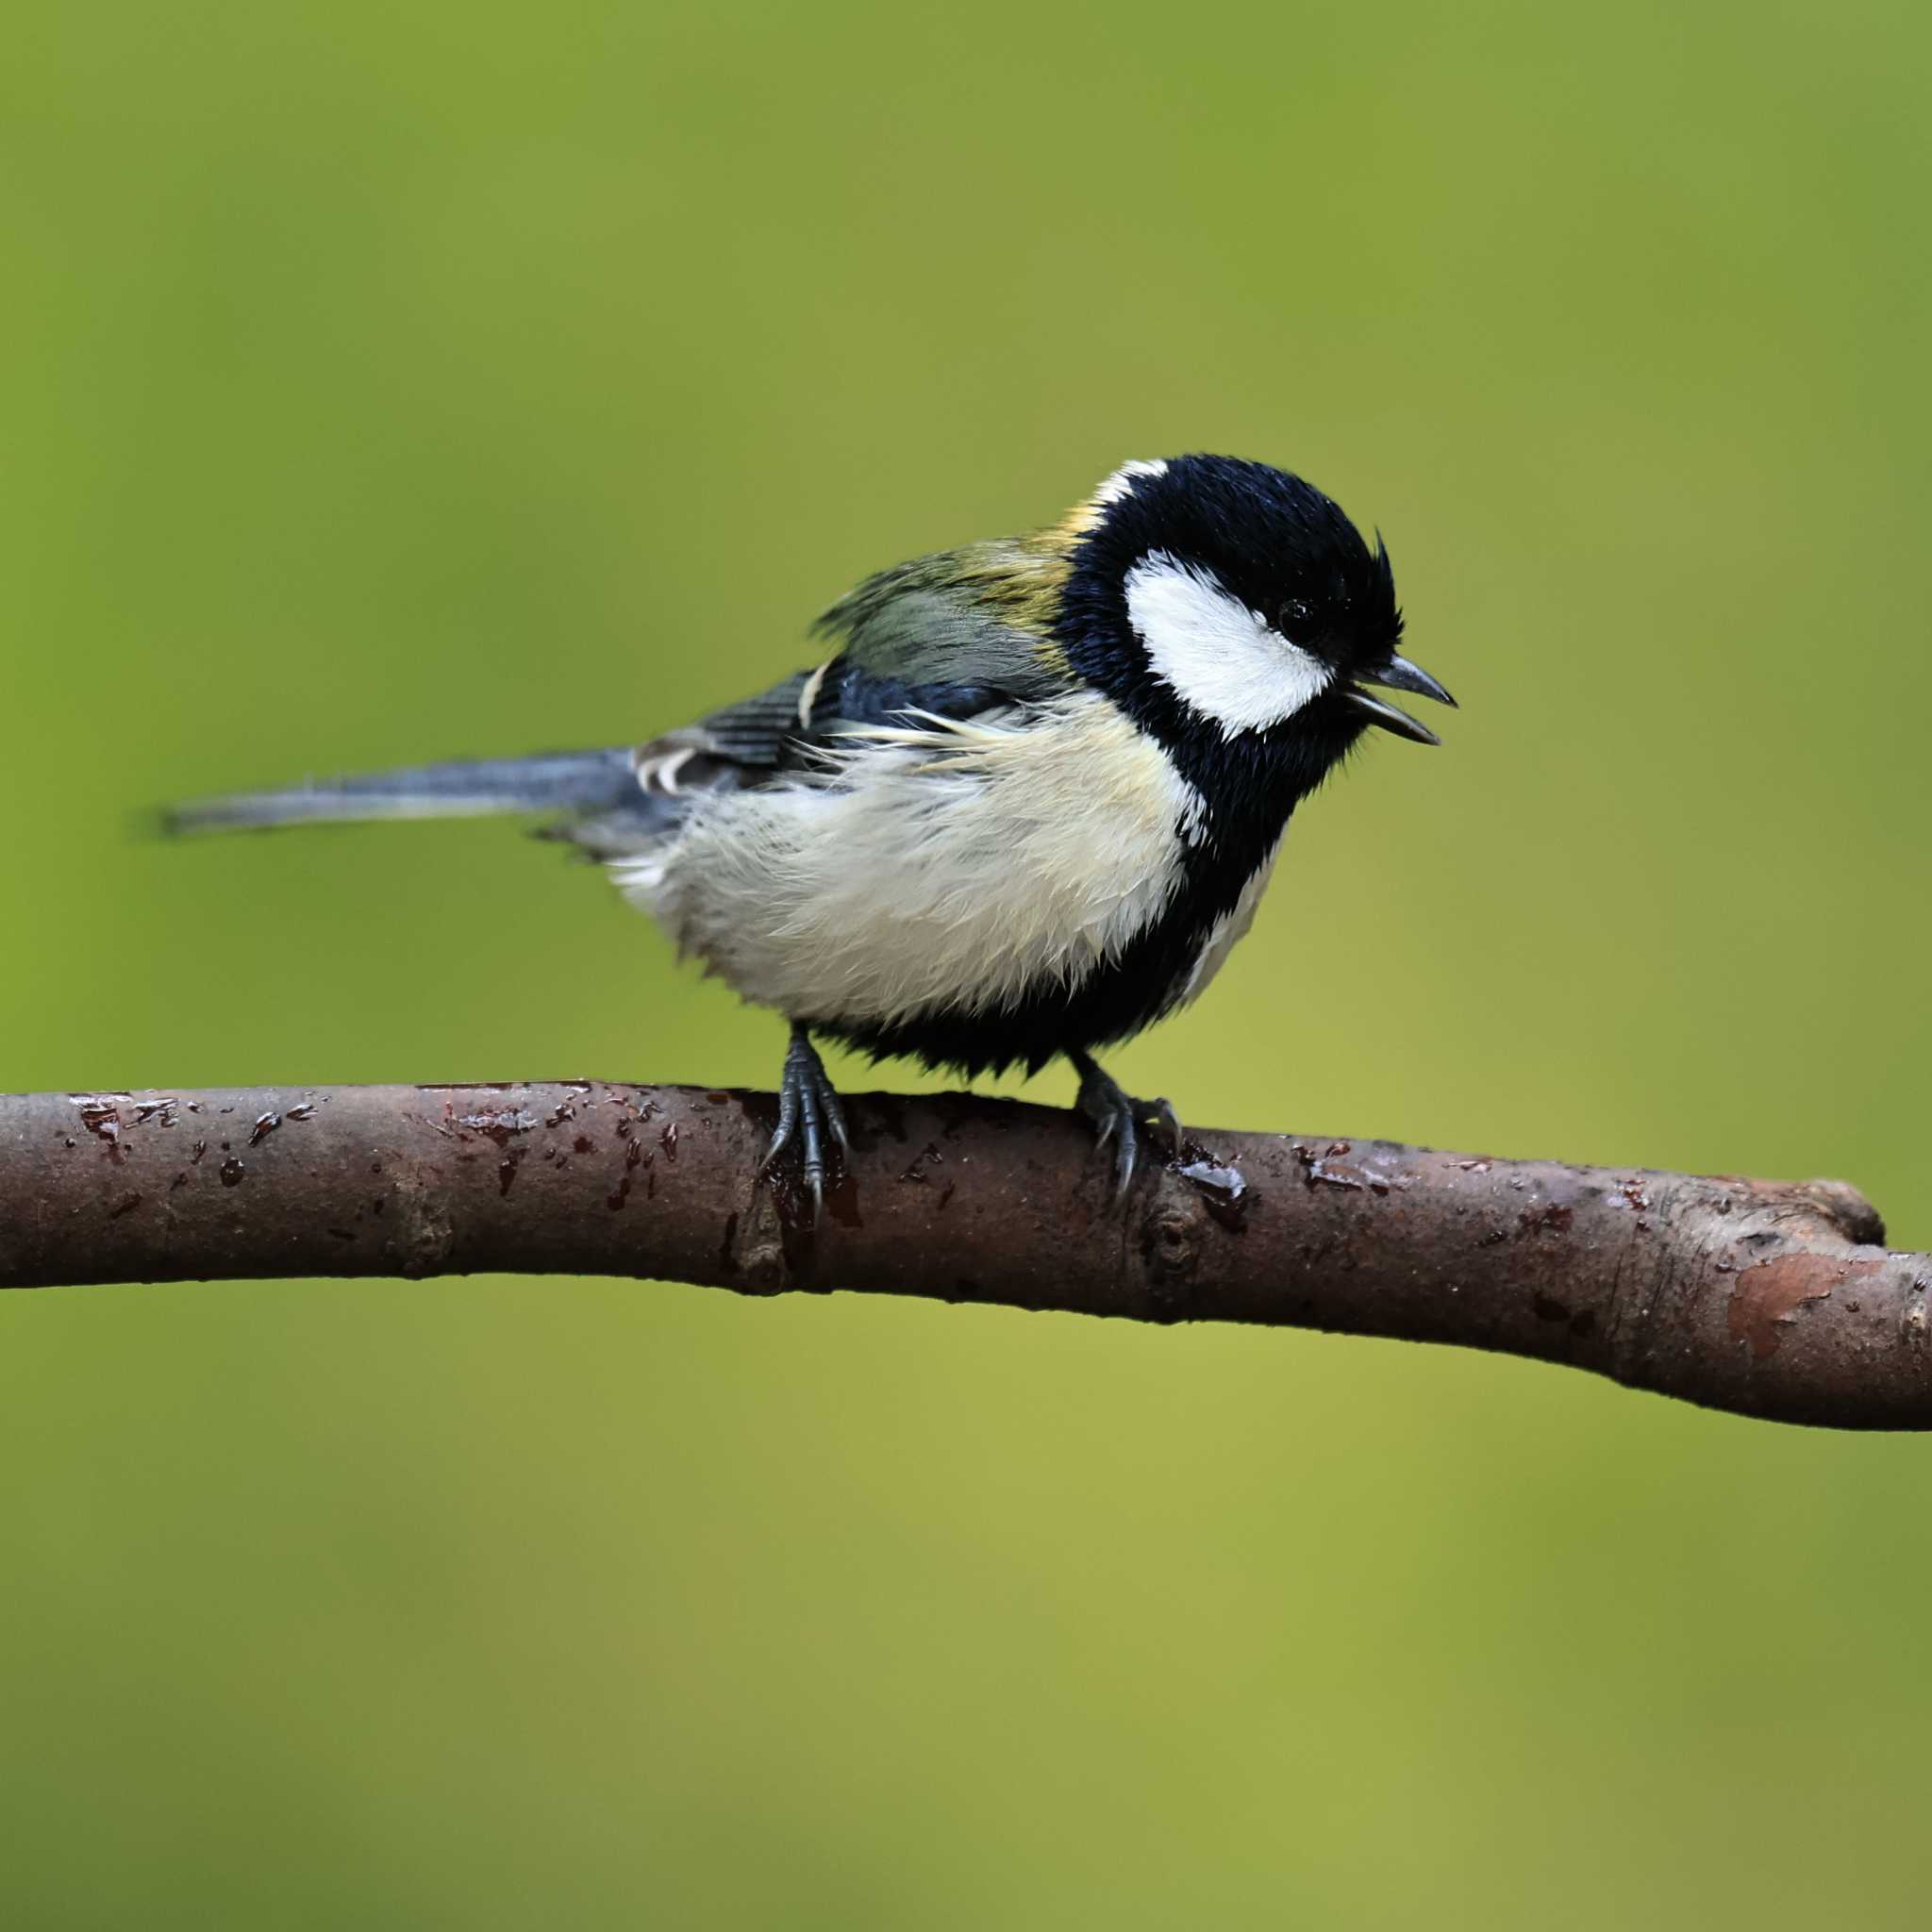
xmin=810 ymin=539 xmax=1077 ymax=697
xmin=649 ymin=538 xmax=1083 ymax=778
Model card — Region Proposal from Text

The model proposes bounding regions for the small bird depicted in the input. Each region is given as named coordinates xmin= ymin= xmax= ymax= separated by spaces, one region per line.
xmin=170 ymin=455 xmax=1453 ymax=1211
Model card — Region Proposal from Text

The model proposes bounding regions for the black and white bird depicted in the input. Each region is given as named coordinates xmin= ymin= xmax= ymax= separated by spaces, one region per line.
xmin=170 ymin=455 xmax=1454 ymax=1210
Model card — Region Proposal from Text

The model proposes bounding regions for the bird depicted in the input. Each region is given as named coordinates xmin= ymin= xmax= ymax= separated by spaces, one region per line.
xmin=168 ymin=454 xmax=1454 ymax=1214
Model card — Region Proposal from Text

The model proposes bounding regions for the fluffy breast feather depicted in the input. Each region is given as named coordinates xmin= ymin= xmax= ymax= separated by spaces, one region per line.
xmin=612 ymin=691 xmax=1205 ymax=1028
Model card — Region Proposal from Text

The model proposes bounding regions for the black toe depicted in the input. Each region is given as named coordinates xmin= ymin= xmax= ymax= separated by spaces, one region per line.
xmin=762 ymin=1026 xmax=847 ymax=1223
xmin=1071 ymin=1050 xmax=1182 ymax=1199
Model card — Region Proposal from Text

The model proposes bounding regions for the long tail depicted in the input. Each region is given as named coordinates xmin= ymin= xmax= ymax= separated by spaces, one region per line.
xmin=164 ymin=748 xmax=641 ymax=835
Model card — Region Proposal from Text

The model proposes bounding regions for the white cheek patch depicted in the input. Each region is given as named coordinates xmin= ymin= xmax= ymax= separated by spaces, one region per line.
xmin=1124 ymin=549 xmax=1332 ymax=737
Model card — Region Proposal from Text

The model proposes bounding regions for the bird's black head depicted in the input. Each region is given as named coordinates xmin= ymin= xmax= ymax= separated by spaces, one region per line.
xmin=1052 ymin=455 xmax=1454 ymax=803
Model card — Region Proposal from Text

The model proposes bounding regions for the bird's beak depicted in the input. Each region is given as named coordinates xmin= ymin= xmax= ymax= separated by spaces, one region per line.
xmin=1344 ymin=654 xmax=1457 ymax=746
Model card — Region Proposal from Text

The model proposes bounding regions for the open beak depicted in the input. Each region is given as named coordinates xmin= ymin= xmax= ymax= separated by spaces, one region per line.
xmin=1344 ymin=654 xmax=1457 ymax=746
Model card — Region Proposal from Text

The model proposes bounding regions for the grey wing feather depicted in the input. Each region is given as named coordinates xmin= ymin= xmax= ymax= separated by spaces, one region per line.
xmin=692 ymin=672 xmax=814 ymax=765
xmin=565 ymin=672 xmax=822 ymax=859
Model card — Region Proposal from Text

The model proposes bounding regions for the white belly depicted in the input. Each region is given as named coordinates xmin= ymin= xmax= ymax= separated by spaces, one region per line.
xmin=612 ymin=691 xmax=1204 ymax=1027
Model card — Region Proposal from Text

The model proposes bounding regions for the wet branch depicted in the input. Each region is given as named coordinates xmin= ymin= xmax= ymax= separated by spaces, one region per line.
xmin=2 ymin=1081 xmax=1924 ymax=1430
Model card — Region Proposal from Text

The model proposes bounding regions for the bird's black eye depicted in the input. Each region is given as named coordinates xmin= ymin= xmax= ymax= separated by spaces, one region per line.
xmin=1280 ymin=597 xmax=1312 ymax=633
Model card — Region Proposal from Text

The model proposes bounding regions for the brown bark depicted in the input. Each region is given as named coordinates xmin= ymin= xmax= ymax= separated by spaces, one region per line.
xmin=2 ymin=1082 xmax=1924 ymax=1429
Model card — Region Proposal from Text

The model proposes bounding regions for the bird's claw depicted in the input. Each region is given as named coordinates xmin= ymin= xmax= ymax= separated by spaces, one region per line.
xmin=760 ymin=1028 xmax=848 ymax=1221
xmin=1072 ymin=1052 xmax=1183 ymax=1201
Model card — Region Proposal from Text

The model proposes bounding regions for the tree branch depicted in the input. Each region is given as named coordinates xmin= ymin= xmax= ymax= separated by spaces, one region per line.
xmin=3 ymin=1082 xmax=1924 ymax=1428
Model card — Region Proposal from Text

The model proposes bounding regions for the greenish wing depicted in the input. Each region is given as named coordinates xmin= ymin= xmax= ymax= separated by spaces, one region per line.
xmin=810 ymin=543 xmax=1075 ymax=700
xmin=675 ymin=544 xmax=1077 ymax=780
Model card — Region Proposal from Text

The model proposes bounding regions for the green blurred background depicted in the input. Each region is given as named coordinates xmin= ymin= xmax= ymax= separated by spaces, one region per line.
xmin=5 ymin=2 xmax=1930 ymax=1924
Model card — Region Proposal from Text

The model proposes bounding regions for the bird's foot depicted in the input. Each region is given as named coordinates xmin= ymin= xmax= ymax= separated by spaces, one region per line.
xmin=759 ymin=1026 xmax=850 ymax=1221
xmin=1071 ymin=1050 xmax=1182 ymax=1200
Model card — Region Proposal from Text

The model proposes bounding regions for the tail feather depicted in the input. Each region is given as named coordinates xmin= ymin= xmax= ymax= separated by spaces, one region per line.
xmin=164 ymin=748 xmax=641 ymax=835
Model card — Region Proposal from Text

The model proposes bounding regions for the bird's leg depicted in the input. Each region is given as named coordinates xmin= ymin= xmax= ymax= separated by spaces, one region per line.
xmin=1068 ymin=1048 xmax=1182 ymax=1199
xmin=759 ymin=1024 xmax=850 ymax=1220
